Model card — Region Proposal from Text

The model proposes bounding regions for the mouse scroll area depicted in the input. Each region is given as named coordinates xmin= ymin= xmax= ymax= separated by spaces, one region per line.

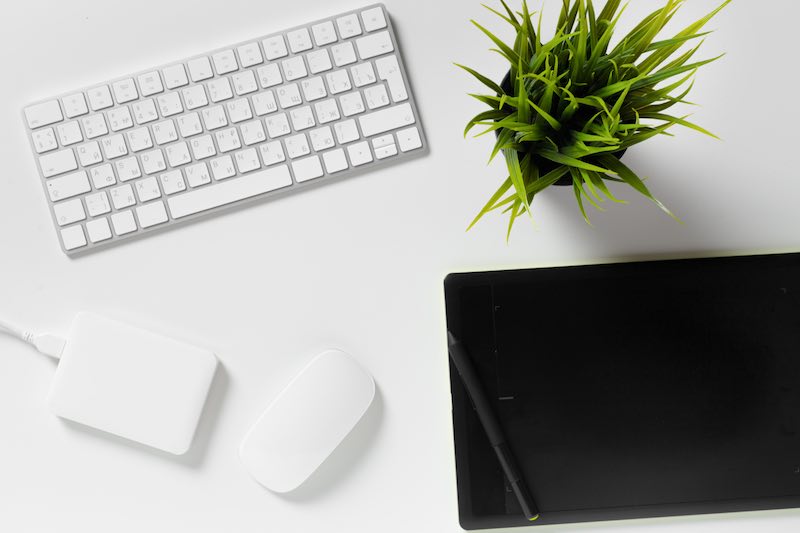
xmin=239 ymin=350 xmax=375 ymax=493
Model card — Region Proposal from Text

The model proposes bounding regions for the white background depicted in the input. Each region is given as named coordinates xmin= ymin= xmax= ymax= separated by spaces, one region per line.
xmin=1 ymin=1 xmax=799 ymax=532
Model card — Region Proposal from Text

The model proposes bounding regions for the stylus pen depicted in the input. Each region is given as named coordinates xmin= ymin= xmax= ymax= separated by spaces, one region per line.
xmin=447 ymin=331 xmax=540 ymax=522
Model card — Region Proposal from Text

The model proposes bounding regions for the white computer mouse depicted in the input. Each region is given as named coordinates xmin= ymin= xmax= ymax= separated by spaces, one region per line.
xmin=239 ymin=349 xmax=376 ymax=493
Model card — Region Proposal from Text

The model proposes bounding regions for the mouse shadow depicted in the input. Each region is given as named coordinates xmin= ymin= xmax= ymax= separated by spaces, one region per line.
xmin=58 ymin=364 xmax=228 ymax=468
xmin=275 ymin=385 xmax=385 ymax=503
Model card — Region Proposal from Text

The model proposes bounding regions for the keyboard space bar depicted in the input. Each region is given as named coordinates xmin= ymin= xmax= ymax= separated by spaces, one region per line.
xmin=168 ymin=165 xmax=293 ymax=219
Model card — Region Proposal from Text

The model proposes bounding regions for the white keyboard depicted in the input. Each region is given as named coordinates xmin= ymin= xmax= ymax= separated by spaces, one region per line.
xmin=23 ymin=4 xmax=427 ymax=255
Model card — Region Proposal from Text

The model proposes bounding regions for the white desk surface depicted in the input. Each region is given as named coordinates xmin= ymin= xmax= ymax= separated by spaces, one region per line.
xmin=1 ymin=1 xmax=798 ymax=531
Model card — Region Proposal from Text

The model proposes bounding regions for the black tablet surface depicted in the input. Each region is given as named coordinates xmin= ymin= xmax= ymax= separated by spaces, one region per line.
xmin=444 ymin=253 xmax=800 ymax=529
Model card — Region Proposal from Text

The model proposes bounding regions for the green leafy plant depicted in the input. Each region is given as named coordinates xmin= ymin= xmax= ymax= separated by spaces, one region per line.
xmin=459 ymin=0 xmax=730 ymax=236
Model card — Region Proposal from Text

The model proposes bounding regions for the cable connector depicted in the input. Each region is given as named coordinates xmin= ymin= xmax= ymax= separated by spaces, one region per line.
xmin=1 ymin=319 xmax=66 ymax=360
xmin=30 ymin=333 xmax=66 ymax=360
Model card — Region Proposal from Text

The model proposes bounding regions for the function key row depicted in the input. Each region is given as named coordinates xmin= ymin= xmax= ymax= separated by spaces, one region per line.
xmin=24 ymin=7 xmax=387 ymax=130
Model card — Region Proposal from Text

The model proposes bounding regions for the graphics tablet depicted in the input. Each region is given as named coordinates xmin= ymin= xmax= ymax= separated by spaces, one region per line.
xmin=445 ymin=253 xmax=800 ymax=529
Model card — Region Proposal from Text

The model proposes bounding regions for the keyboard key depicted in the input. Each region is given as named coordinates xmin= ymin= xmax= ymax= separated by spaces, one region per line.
xmin=188 ymin=57 xmax=214 ymax=82
xmin=262 ymin=35 xmax=288 ymax=60
xmin=111 ymin=210 xmax=137 ymax=235
xmin=235 ymin=148 xmax=261 ymax=173
xmin=160 ymin=170 xmax=187 ymax=194
xmin=191 ymin=135 xmax=217 ymax=160
xmin=85 ymin=191 xmax=111 ymax=217
xmin=166 ymin=142 xmax=192 ymax=166
xmin=86 ymin=217 xmax=112 ymax=243
xmin=309 ymin=126 xmax=335 ymax=151
xmin=132 ymin=99 xmax=159 ymax=124
xmin=61 ymin=94 xmax=89 ymax=119
xmin=136 ymin=176 xmax=162 ymax=202
xmin=215 ymin=128 xmax=242 ymax=153
xmin=112 ymin=79 xmax=138 ymax=104
xmin=232 ymin=70 xmax=258 ymax=96
xmin=32 ymin=128 xmax=57 ymax=154
xmin=207 ymin=78 xmax=233 ymax=102
xmin=168 ymin=165 xmax=292 ymax=219
xmin=47 ymin=170 xmax=90 ymax=202
xmin=287 ymin=28 xmax=313 ymax=53
xmin=177 ymin=113 xmax=203 ymax=138
xmin=259 ymin=141 xmax=286 ymax=166
xmin=182 ymin=85 xmax=209 ymax=110
xmin=312 ymin=21 xmax=337 ymax=46
xmin=306 ymin=49 xmax=333 ymax=75
xmin=88 ymin=86 xmax=114 ymax=111
xmin=397 ymin=126 xmax=422 ymax=152
xmin=290 ymin=106 xmax=315 ymax=131
xmin=336 ymin=14 xmax=362 ymax=39
xmin=136 ymin=200 xmax=169 ymax=228
xmin=53 ymin=198 xmax=86 ymax=226
xmin=361 ymin=7 xmax=388 ymax=32
xmin=162 ymin=64 xmax=189 ymax=89
xmin=322 ymin=148 xmax=348 ymax=174
xmin=185 ymin=162 xmax=212 ymax=188
xmin=57 ymin=122 xmax=83 ymax=146
xmin=90 ymin=164 xmax=116 ymax=189
xmin=347 ymin=141 xmax=372 ymax=167
xmin=375 ymin=142 xmax=398 ymax=160
xmin=100 ymin=134 xmax=128 ymax=160
xmin=40 ymin=148 xmax=77 ymax=178
xmin=153 ymin=120 xmax=178 ymax=145
xmin=201 ymin=106 xmax=228 ymax=131
xmin=141 ymin=149 xmax=167 ymax=175
xmin=79 ymin=139 xmax=108 ymax=166
xmin=110 ymin=184 xmax=136 ymax=209
xmin=356 ymin=31 xmax=394 ymax=60
xmin=107 ymin=107 xmax=133 ymax=132
xmin=314 ymin=99 xmax=341 ymax=124
xmin=158 ymin=92 xmax=183 ymax=117
xmin=226 ymin=98 xmax=253 ymax=123
xmin=376 ymin=55 xmax=408 ymax=102
xmin=211 ymin=155 xmax=236 ymax=180
xmin=237 ymin=42 xmax=264 ymax=68
xmin=277 ymin=83 xmax=302 ymax=109
xmin=358 ymin=102 xmax=415 ymax=137
xmin=115 ymin=157 xmax=142 ymax=182
xmin=326 ymin=70 xmax=351 ymax=94
xmin=340 ymin=92 xmax=365 ymax=117
xmin=137 ymin=72 xmax=164 ymax=97
xmin=331 ymin=42 xmax=357 ymax=67
xmin=25 ymin=100 xmax=63 ymax=129
xmin=292 ymin=155 xmax=323 ymax=183
xmin=241 ymin=120 xmax=267 ymax=145
xmin=301 ymin=77 xmax=327 ymax=102
xmin=212 ymin=50 xmax=239 ymax=74
xmin=334 ymin=119 xmax=359 ymax=144
xmin=252 ymin=91 xmax=278 ymax=116
xmin=266 ymin=113 xmax=291 ymax=138
xmin=351 ymin=63 xmax=376 ymax=87
xmin=282 ymin=56 xmax=308 ymax=82
xmin=364 ymin=84 xmax=390 ymax=109
xmin=81 ymin=114 xmax=108 ymax=139
xmin=285 ymin=134 xmax=310 ymax=159
xmin=257 ymin=64 xmax=282 ymax=88
xmin=61 ymin=225 xmax=87 ymax=250
xmin=127 ymin=127 xmax=153 ymax=152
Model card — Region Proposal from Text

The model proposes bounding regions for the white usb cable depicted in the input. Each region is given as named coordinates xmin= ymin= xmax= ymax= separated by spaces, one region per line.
xmin=0 ymin=318 xmax=66 ymax=359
